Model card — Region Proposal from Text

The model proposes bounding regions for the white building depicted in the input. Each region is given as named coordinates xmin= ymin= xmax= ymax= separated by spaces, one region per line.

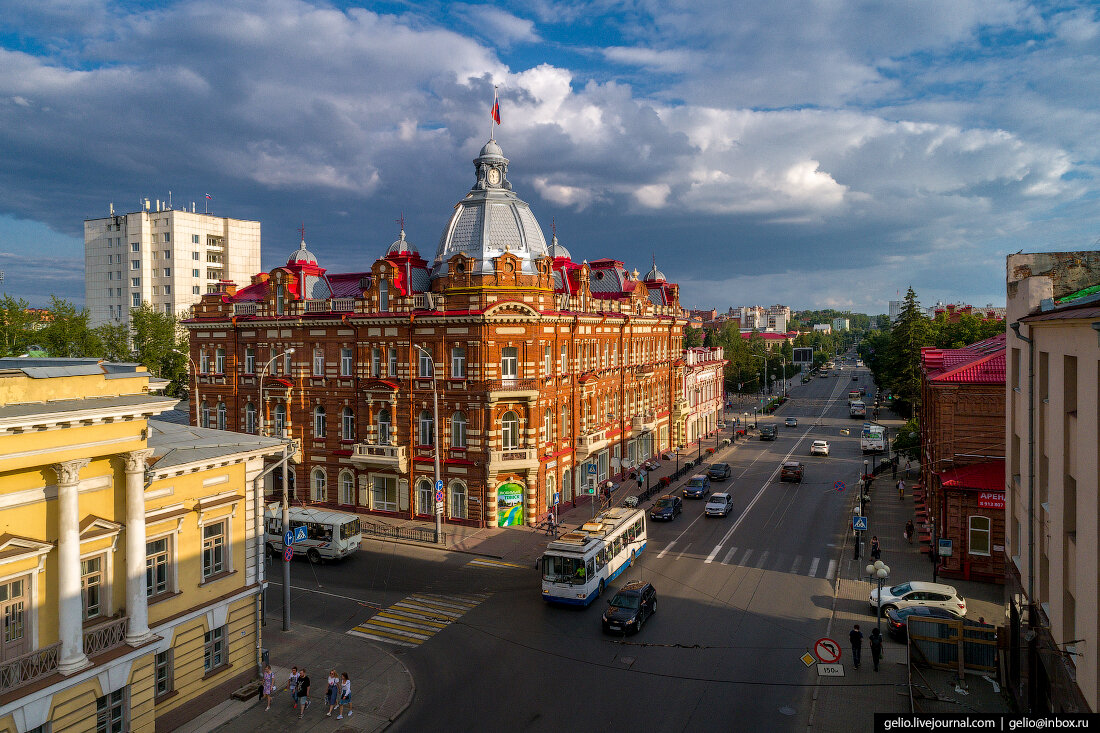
xmin=888 ymin=300 xmax=902 ymax=323
xmin=84 ymin=201 xmax=261 ymax=328
xmin=812 ymin=323 xmax=832 ymax=334
xmin=832 ymin=317 xmax=849 ymax=331
xmin=682 ymin=347 xmax=727 ymax=446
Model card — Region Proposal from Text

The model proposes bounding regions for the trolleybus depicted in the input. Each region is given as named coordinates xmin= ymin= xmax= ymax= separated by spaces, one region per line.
xmin=264 ymin=503 xmax=362 ymax=563
xmin=540 ymin=507 xmax=647 ymax=606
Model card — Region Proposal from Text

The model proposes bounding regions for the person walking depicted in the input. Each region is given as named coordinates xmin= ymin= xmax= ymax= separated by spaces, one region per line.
xmin=296 ymin=668 xmax=311 ymax=719
xmin=285 ymin=666 xmax=300 ymax=709
xmin=897 ymin=478 xmax=906 ymax=500
xmin=337 ymin=672 xmax=353 ymax=720
xmin=324 ymin=669 xmax=340 ymax=716
xmin=904 ymin=519 xmax=915 ymax=544
xmin=849 ymin=624 xmax=864 ymax=669
xmin=870 ymin=535 xmax=881 ymax=560
xmin=869 ymin=628 xmax=883 ymax=672
xmin=261 ymin=664 xmax=275 ymax=711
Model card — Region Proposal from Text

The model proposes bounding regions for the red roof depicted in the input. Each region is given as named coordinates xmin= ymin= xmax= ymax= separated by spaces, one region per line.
xmin=740 ymin=332 xmax=791 ymax=340
xmin=921 ymin=333 xmax=1005 ymax=384
xmin=937 ymin=460 xmax=1005 ymax=491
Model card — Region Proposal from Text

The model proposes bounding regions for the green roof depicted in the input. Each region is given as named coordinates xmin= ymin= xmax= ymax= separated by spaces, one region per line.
xmin=1057 ymin=283 xmax=1100 ymax=304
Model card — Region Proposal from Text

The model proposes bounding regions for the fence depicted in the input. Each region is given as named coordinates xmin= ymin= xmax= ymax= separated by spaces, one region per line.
xmin=908 ymin=617 xmax=997 ymax=673
xmin=360 ymin=520 xmax=446 ymax=545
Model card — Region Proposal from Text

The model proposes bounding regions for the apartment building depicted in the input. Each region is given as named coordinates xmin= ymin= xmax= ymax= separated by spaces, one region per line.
xmin=0 ymin=358 xmax=285 ymax=731
xmin=1004 ymin=251 xmax=1100 ymax=714
xmin=84 ymin=202 xmax=260 ymax=328
xmin=682 ymin=347 xmax=728 ymax=448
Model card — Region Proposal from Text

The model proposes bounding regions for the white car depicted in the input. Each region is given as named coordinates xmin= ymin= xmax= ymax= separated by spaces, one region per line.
xmin=870 ymin=581 xmax=967 ymax=617
xmin=810 ymin=440 xmax=830 ymax=456
xmin=704 ymin=492 xmax=733 ymax=517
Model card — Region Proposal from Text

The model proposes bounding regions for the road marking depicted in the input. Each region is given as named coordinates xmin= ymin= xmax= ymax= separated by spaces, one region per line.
xmin=740 ymin=549 xmax=754 ymax=566
xmin=755 ymin=550 xmax=770 ymax=568
xmin=704 ymin=545 xmax=723 ymax=564
xmin=722 ymin=546 xmax=739 ymax=565
xmin=675 ymin=543 xmax=693 ymax=561
xmin=656 ymin=540 xmax=677 ymax=559
xmin=467 ymin=558 xmax=528 ymax=570
xmin=790 ymin=555 xmax=802 ymax=574
xmin=808 ymin=557 xmax=820 ymax=577
xmin=826 ymin=559 xmax=838 ymax=580
xmin=348 ymin=592 xmax=488 ymax=648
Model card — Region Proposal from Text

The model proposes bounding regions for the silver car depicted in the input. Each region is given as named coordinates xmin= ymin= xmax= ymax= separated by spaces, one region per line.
xmin=870 ymin=581 xmax=967 ymax=617
xmin=704 ymin=492 xmax=733 ymax=517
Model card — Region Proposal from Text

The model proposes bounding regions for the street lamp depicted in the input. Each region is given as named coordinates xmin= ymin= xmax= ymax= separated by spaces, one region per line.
xmin=171 ymin=348 xmax=200 ymax=427
xmin=414 ymin=345 xmax=444 ymax=545
xmin=752 ymin=354 xmax=766 ymax=422
xmin=675 ymin=444 xmax=684 ymax=475
xmin=258 ymin=348 xmax=295 ymax=437
xmin=866 ymin=560 xmax=891 ymax=635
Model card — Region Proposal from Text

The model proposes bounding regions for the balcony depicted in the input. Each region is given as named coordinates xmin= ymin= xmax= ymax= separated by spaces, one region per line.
xmin=83 ymin=615 xmax=129 ymax=657
xmin=350 ymin=442 xmax=408 ymax=472
xmin=233 ymin=303 xmax=258 ymax=316
xmin=481 ymin=379 xmax=539 ymax=403
xmin=576 ymin=428 xmax=609 ymax=459
xmin=673 ymin=399 xmax=690 ymax=418
xmin=631 ymin=412 xmax=657 ymax=433
xmin=0 ymin=615 xmax=130 ymax=696
xmin=331 ymin=298 xmax=354 ymax=312
xmin=487 ymin=447 xmax=540 ymax=474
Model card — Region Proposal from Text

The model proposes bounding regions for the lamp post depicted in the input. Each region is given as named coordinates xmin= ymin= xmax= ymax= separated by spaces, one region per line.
xmin=171 ymin=348 xmax=200 ymax=427
xmin=866 ymin=560 xmax=891 ymax=635
xmin=675 ymin=444 xmax=683 ymax=475
xmin=752 ymin=354 xmax=766 ymax=423
xmin=258 ymin=348 xmax=295 ymax=437
xmin=414 ymin=345 xmax=443 ymax=544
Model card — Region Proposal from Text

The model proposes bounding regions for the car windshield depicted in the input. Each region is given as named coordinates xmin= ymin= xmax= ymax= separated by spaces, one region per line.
xmin=542 ymin=554 xmax=586 ymax=585
xmin=655 ymin=499 xmax=672 ymax=509
xmin=707 ymin=497 xmax=724 ymax=504
xmin=888 ymin=582 xmax=912 ymax=596
xmin=609 ymin=594 xmax=640 ymax=609
xmin=687 ymin=479 xmax=704 ymax=487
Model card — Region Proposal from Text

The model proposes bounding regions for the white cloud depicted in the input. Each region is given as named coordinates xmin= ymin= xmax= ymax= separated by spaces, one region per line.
xmin=454 ymin=4 xmax=540 ymax=45
xmin=632 ymin=183 xmax=670 ymax=208
xmin=601 ymin=46 xmax=698 ymax=72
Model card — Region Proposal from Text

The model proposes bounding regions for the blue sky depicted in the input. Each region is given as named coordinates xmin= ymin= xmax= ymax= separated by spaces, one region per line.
xmin=1 ymin=0 xmax=1097 ymax=313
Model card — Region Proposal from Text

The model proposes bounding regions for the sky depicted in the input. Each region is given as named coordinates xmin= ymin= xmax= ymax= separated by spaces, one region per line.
xmin=1 ymin=0 xmax=1098 ymax=314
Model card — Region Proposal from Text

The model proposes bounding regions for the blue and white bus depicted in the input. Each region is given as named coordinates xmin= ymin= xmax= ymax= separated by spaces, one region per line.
xmin=541 ymin=507 xmax=647 ymax=606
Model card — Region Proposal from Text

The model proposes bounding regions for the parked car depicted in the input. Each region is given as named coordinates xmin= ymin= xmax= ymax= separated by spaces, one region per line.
xmin=650 ymin=495 xmax=683 ymax=521
xmin=707 ymin=463 xmax=732 ymax=481
xmin=810 ymin=440 xmax=830 ymax=456
xmin=784 ymin=417 xmax=798 ymax=427
xmin=779 ymin=461 xmax=804 ymax=482
xmin=760 ymin=424 xmax=778 ymax=440
xmin=704 ymin=492 xmax=733 ymax=517
xmin=884 ymin=605 xmax=962 ymax=640
xmin=602 ymin=581 xmax=657 ymax=634
xmin=683 ymin=475 xmax=711 ymax=498
xmin=870 ymin=581 xmax=967 ymax=617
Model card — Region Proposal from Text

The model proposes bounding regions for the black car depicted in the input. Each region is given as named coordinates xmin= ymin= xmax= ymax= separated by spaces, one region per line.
xmin=602 ymin=581 xmax=657 ymax=634
xmin=885 ymin=605 xmax=961 ymax=640
xmin=707 ymin=463 xmax=732 ymax=481
xmin=760 ymin=424 xmax=778 ymax=440
xmin=649 ymin=495 xmax=682 ymax=521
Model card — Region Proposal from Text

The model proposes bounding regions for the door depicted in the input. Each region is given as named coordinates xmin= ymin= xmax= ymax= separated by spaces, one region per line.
xmin=0 ymin=578 xmax=28 ymax=660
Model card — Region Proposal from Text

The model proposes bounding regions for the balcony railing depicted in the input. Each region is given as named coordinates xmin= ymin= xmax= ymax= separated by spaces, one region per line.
xmin=331 ymin=298 xmax=355 ymax=312
xmin=631 ymin=412 xmax=657 ymax=432
xmin=487 ymin=447 xmax=539 ymax=473
xmin=233 ymin=303 xmax=258 ymax=316
xmin=576 ymin=428 xmax=609 ymax=458
xmin=481 ymin=379 xmax=540 ymax=402
xmin=83 ymin=616 xmax=129 ymax=657
xmin=350 ymin=443 xmax=408 ymax=472
xmin=0 ymin=642 xmax=60 ymax=695
xmin=304 ymin=299 xmax=328 ymax=312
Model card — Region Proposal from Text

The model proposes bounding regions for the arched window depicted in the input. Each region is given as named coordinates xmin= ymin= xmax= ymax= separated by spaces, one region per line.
xmin=377 ymin=408 xmax=391 ymax=444
xmin=450 ymin=411 xmax=467 ymax=448
xmin=379 ymin=279 xmax=388 ymax=311
xmin=339 ymin=470 xmax=355 ymax=505
xmin=245 ymin=402 xmax=256 ymax=434
xmin=560 ymin=407 xmax=568 ymax=439
xmin=418 ymin=409 xmax=434 ymax=446
xmin=311 ymin=468 xmax=327 ymax=502
xmin=274 ymin=403 xmax=286 ymax=435
xmin=546 ymin=473 xmax=556 ymax=511
xmin=200 ymin=400 xmax=210 ymax=428
xmin=314 ymin=405 xmax=326 ymax=439
xmin=416 ymin=479 xmax=433 ymax=515
xmin=501 ymin=410 xmax=519 ymax=449
xmin=216 ymin=401 xmax=227 ymax=431
xmin=449 ymin=481 xmax=468 ymax=520
xmin=342 ymin=407 xmax=355 ymax=440
xmin=543 ymin=408 xmax=553 ymax=442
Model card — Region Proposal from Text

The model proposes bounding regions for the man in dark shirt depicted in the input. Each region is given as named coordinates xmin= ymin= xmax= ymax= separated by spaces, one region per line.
xmin=297 ymin=668 xmax=311 ymax=718
xmin=849 ymin=625 xmax=864 ymax=669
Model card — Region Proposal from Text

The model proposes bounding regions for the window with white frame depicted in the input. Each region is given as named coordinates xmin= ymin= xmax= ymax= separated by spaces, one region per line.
xmin=340 ymin=347 xmax=353 ymax=376
xmin=313 ymin=347 xmax=324 ymax=375
xmin=501 ymin=410 xmax=519 ymax=449
xmin=311 ymin=468 xmax=327 ymax=502
xmin=131 ymin=242 xmax=140 ymax=252
xmin=154 ymin=649 xmax=174 ymax=698
xmin=418 ymin=349 xmax=433 ymax=378
xmin=146 ymin=537 xmax=172 ymax=598
xmin=501 ymin=347 xmax=518 ymax=380
xmin=163 ymin=268 xmax=171 ymax=277
xmin=451 ymin=346 xmax=466 ymax=378
xmin=313 ymin=405 xmax=326 ymax=438
xmin=245 ymin=402 xmax=256 ymax=434
xmin=450 ymin=411 xmax=467 ymax=448
xmin=201 ymin=521 xmax=226 ymax=578
xmin=131 ymin=260 xmax=140 ymax=270
xmin=543 ymin=408 xmax=553 ymax=442
xmin=969 ymin=515 xmax=991 ymax=555
xmin=192 ymin=234 xmax=200 ymax=244
xmin=131 ymin=293 xmax=140 ymax=308
xmin=416 ymin=479 xmax=433 ymax=515
xmin=418 ymin=410 xmax=434 ymax=446
xmin=371 ymin=347 xmax=381 ymax=377
xmin=546 ymin=474 xmax=555 ymax=510
xmin=81 ymin=555 xmax=105 ymax=620
xmin=245 ymin=347 xmax=255 ymax=374
xmin=274 ymin=404 xmax=286 ymax=435
xmin=203 ymin=626 xmax=226 ymax=672
xmin=543 ymin=345 xmax=551 ymax=375
xmin=379 ymin=279 xmax=388 ymax=310
xmin=560 ymin=344 xmax=567 ymax=372
xmin=284 ymin=350 xmax=292 ymax=375
xmin=388 ymin=347 xmax=397 ymax=376
xmin=199 ymin=350 xmax=210 ymax=373
xmin=449 ymin=481 xmax=468 ymax=520
xmin=339 ymin=471 xmax=355 ymax=505
xmin=560 ymin=407 xmax=568 ymax=439
xmin=200 ymin=400 xmax=210 ymax=429
xmin=132 ymin=277 xmax=141 ymax=287
xmin=341 ymin=407 xmax=355 ymax=440
xmin=377 ymin=408 xmax=391 ymax=444
xmin=372 ymin=475 xmax=398 ymax=512
xmin=192 ymin=250 xmax=200 ymax=259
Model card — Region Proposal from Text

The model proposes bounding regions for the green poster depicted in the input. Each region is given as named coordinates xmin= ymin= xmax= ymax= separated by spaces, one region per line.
xmin=497 ymin=483 xmax=524 ymax=527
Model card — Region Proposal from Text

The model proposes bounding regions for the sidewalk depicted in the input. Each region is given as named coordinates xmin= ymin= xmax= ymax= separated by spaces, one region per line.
xmin=183 ymin=624 xmax=414 ymax=733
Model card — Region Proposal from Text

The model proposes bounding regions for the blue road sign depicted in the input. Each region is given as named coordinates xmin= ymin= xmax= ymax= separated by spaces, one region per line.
xmin=853 ymin=516 xmax=868 ymax=531
xmin=293 ymin=525 xmax=308 ymax=543
xmin=553 ymin=492 xmax=560 ymax=505
xmin=833 ymin=480 xmax=846 ymax=493
xmin=283 ymin=530 xmax=294 ymax=546
xmin=435 ymin=479 xmax=444 ymax=491
xmin=587 ymin=464 xmax=597 ymax=475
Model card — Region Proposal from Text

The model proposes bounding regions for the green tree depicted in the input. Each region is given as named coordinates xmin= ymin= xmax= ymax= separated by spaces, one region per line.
xmin=130 ymin=303 xmax=188 ymax=394
xmin=92 ymin=322 xmax=132 ymax=362
xmin=886 ymin=287 xmax=930 ymax=415
xmin=683 ymin=326 xmax=703 ymax=349
xmin=37 ymin=297 xmax=101 ymax=358
xmin=0 ymin=295 xmax=36 ymax=356
xmin=891 ymin=417 xmax=921 ymax=461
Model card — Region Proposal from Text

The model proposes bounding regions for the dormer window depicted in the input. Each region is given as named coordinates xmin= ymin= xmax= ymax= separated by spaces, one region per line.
xmin=379 ymin=279 xmax=388 ymax=311
xmin=275 ymin=285 xmax=284 ymax=315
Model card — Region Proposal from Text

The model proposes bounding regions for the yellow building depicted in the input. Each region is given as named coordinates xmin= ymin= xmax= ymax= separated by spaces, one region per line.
xmin=0 ymin=358 xmax=287 ymax=732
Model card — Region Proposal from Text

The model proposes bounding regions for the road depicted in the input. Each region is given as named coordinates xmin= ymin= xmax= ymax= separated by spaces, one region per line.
xmin=265 ymin=362 xmax=880 ymax=732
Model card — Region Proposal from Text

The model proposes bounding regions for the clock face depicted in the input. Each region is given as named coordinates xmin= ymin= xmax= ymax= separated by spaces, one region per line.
xmin=486 ymin=168 xmax=501 ymax=185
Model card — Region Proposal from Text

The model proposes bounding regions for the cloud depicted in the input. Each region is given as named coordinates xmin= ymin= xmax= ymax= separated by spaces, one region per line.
xmin=452 ymin=4 xmax=540 ymax=45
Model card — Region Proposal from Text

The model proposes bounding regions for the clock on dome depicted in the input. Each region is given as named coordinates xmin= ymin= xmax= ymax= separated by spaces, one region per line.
xmin=486 ymin=167 xmax=501 ymax=186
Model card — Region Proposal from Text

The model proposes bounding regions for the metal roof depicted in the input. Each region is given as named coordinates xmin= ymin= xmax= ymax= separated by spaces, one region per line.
xmin=147 ymin=420 xmax=288 ymax=469
xmin=0 ymin=393 xmax=177 ymax=421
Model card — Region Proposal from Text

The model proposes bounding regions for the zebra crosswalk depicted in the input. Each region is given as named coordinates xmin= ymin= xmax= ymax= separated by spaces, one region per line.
xmin=670 ymin=543 xmax=837 ymax=580
xmin=466 ymin=558 xmax=528 ymax=570
xmin=347 ymin=592 xmax=489 ymax=648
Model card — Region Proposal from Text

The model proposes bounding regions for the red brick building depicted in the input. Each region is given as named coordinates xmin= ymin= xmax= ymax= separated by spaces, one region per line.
xmin=919 ymin=333 xmax=1006 ymax=582
xmin=184 ymin=139 xmax=688 ymax=528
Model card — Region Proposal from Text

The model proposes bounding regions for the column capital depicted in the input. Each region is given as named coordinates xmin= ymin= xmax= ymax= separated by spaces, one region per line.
xmin=122 ymin=448 xmax=155 ymax=475
xmin=53 ymin=459 xmax=91 ymax=487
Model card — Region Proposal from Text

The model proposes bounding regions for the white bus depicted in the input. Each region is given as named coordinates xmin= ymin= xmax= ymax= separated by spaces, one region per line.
xmin=264 ymin=503 xmax=362 ymax=562
xmin=861 ymin=423 xmax=886 ymax=454
xmin=541 ymin=507 xmax=647 ymax=607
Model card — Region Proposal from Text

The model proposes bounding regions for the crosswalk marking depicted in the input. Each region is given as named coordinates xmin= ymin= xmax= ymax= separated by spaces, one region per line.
xmin=348 ymin=592 xmax=488 ymax=648
xmin=704 ymin=545 xmax=723 ymax=564
xmin=663 ymin=543 xmax=841 ymax=580
xmin=826 ymin=559 xmax=837 ymax=580
xmin=467 ymin=558 xmax=528 ymax=570
xmin=722 ymin=546 xmax=739 ymax=565
xmin=790 ymin=555 xmax=802 ymax=574
xmin=755 ymin=551 xmax=769 ymax=569
xmin=808 ymin=557 xmax=820 ymax=577
xmin=740 ymin=549 xmax=754 ymax=566
xmin=657 ymin=540 xmax=677 ymax=559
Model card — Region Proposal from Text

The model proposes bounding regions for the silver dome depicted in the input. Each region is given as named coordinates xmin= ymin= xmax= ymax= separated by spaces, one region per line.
xmin=387 ymin=229 xmax=415 ymax=255
xmin=547 ymin=234 xmax=571 ymax=260
xmin=644 ymin=262 xmax=666 ymax=282
xmin=288 ymin=238 xmax=318 ymax=266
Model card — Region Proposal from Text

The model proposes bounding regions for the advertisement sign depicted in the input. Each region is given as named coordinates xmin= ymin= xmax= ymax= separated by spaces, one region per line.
xmin=977 ymin=492 xmax=1005 ymax=509
xmin=497 ymin=483 xmax=525 ymax=527
xmin=793 ymin=347 xmax=814 ymax=365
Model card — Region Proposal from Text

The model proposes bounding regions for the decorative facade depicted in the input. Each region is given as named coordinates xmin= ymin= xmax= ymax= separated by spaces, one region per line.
xmin=184 ymin=139 xmax=687 ymax=529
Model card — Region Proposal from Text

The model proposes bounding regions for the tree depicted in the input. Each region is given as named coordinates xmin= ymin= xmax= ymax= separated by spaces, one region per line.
xmin=0 ymin=295 xmax=37 ymax=357
xmin=37 ymin=297 xmax=101 ymax=358
xmin=886 ymin=287 xmax=930 ymax=415
xmin=93 ymin=322 xmax=132 ymax=362
xmin=683 ymin=326 xmax=703 ymax=349
xmin=891 ymin=418 xmax=920 ymax=461
xmin=130 ymin=303 xmax=188 ymax=395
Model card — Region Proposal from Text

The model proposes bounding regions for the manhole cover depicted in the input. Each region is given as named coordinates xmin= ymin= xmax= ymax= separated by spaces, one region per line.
xmin=779 ymin=706 xmax=796 ymax=716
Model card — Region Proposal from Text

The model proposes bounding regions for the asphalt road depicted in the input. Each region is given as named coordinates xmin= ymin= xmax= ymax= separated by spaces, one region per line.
xmin=266 ymin=361 xmax=880 ymax=733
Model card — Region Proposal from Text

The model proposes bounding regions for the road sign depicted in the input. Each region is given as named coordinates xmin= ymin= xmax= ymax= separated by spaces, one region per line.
xmin=435 ymin=501 xmax=444 ymax=513
xmin=283 ymin=547 xmax=294 ymax=562
xmin=817 ymin=664 xmax=844 ymax=677
xmin=833 ymin=480 xmax=846 ymax=493
xmin=553 ymin=492 xmax=560 ymax=505
xmin=800 ymin=652 xmax=816 ymax=667
xmin=435 ymin=490 xmax=444 ymax=503
xmin=293 ymin=526 xmax=308 ymax=543
xmin=937 ymin=538 xmax=953 ymax=557
xmin=435 ymin=479 xmax=444 ymax=491
xmin=814 ymin=637 xmax=841 ymax=664
xmin=853 ymin=516 xmax=868 ymax=531
xmin=283 ymin=530 xmax=294 ymax=547
xmin=587 ymin=464 xmax=597 ymax=475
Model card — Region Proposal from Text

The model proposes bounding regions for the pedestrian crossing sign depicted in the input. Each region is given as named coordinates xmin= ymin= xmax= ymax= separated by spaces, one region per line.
xmin=853 ymin=516 xmax=868 ymax=531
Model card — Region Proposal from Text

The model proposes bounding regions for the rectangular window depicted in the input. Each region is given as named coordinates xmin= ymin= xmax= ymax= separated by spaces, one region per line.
xmin=192 ymin=251 xmax=200 ymax=260
xmin=163 ymin=268 xmax=171 ymax=277
xmin=131 ymin=242 xmax=140 ymax=252
xmin=163 ymin=285 xmax=171 ymax=295
xmin=372 ymin=475 xmax=398 ymax=512
xmin=451 ymin=347 xmax=466 ymax=378
xmin=371 ymin=347 xmax=381 ymax=377
xmin=131 ymin=293 xmax=140 ymax=307
xmin=215 ymin=348 xmax=226 ymax=374
xmin=203 ymin=626 xmax=226 ymax=672
xmin=969 ymin=515 xmax=991 ymax=556
xmin=501 ymin=347 xmax=518 ymax=380
xmin=202 ymin=521 xmax=226 ymax=578
xmin=340 ymin=347 xmax=353 ymax=376
xmin=284 ymin=351 xmax=292 ymax=375
xmin=131 ymin=259 xmax=140 ymax=270
xmin=544 ymin=345 xmax=551 ymax=375
xmin=388 ymin=348 xmax=397 ymax=377
xmin=96 ymin=687 xmax=127 ymax=733
xmin=146 ymin=537 xmax=170 ymax=597
xmin=560 ymin=344 xmax=567 ymax=373
xmin=163 ymin=232 xmax=170 ymax=242
xmin=313 ymin=347 xmax=324 ymax=375
xmin=163 ymin=250 xmax=170 ymax=259
xmin=107 ymin=271 xmax=114 ymax=281
xmin=81 ymin=556 xmax=104 ymax=620
xmin=151 ymin=251 xmax=157 ymax=260
xmin=151 ymin=286 xmax=159 ymax=295
xmin=192 ymin=234 xmax=200 ymax=244
xmin=245 ymin=347 xmax=255 ymax=374
xmin=192 ymin=268 xmax=200 ymax=278
xmin=419 ymin=349 xmax=433 ymax=378
xmin=192 ymin=286 xmax=201 ymax=295
xmin=131 ymin=277 xmax=140 ymax=287
xmin=154 ymin=650 xmax=174 ymax=698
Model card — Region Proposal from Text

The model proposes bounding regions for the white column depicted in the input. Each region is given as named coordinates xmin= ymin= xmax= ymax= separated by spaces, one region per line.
xmin=54 ymin=459 xmax=91 ymax=675
xmin=123 ymin=449 xmax=155 ymax=646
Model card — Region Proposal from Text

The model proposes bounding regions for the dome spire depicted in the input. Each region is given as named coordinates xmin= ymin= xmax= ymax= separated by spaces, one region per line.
xmin=644 ymin=252 xmax=666 ymax=283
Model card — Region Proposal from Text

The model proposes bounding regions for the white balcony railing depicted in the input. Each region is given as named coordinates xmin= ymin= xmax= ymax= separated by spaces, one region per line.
xmin=350 ymin=443 xmax=408 ymax=472
xmin=305 ymin=299 xmax=328 ymax=312
xmin=233 ymin=303 xmax=258 ymax=315
xmin=488 ymin=447 xmax=539 ymax=472
xmin=331 ymin=298 xmax=354 ymax=312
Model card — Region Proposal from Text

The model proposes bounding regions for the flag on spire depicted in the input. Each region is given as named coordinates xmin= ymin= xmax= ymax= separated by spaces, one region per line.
xmin=490 ymin=87 xmax=501 ymax=126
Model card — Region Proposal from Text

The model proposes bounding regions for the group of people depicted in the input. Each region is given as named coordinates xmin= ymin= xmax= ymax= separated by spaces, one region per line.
xmin=260 ymin=664 xmax=353 ymax=720
xmin=849 ymin=624 xmax=884 ymax=671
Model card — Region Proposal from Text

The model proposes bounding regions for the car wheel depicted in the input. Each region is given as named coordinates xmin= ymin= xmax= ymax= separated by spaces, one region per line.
xmin=881 ymin=604 xmax=897 ymax=617
xmin=307 ymin=548 xmax=322 ymax=564
xmin=651 ymin=599 xmax=657 ymax=614
xmin=597 ymin=579 xmax=605 ymax=599
xmin=636 ymin=613 xmax=645 ymax=632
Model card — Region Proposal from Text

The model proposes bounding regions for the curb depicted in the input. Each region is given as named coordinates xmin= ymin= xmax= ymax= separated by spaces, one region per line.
xmin=381 ymin=646 xmax=416 ymax=727
xmin=359 ymin=534 xmax=506 ymax=560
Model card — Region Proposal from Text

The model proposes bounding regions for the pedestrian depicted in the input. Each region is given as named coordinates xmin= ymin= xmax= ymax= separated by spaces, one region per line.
xmin=869 ymin=628 xmax=883 ymax=672
xmin=897 ymin=478 xmax=905 ymax=500
xmin=261 ymin=664 xmax=275 ymax=711
xmin=870 ymin=535 xmax=881 ymax=560
xmin=285 ymin=666 xmax=300 ymax=709
xmin=325 ymin=669 xmax=339 ymax=716
xmin=296 ymin=667 xmax=311 ymax=719
xmin=891 ymin=457 xmax=898 ymax=480
xmin=337 ymin=672 xmax=353 ymax=720
xmin=905 ymin=460 xmax=912 ymax=478
xmin=904 ymin=519 xmax=915 ymax=544
xmin=849 ymin=624 xmax=864 ymax=669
